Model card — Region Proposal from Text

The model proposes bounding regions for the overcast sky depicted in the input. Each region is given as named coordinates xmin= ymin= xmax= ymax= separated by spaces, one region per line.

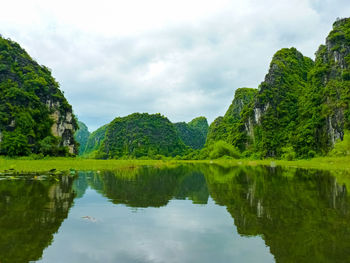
xmin=0 ymin=0 xmax=349 ymax=131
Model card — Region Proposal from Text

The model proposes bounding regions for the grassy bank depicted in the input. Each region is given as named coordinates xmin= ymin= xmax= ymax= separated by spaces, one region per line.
xmin=193 ymin=156 xmax=350 ymax=171
xmin=1 ymin=156 xmax=350 ymax=173
xmin=0 ymin=158 xmax=170 ymax=173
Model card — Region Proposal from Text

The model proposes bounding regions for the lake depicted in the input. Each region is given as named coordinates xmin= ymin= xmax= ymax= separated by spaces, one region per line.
xmin=1 ymin=164 xmax=350 ymax=263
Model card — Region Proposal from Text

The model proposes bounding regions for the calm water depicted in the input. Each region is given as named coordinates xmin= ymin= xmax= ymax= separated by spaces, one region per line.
xmin=1 ymin=165 xmax=350 ymax=263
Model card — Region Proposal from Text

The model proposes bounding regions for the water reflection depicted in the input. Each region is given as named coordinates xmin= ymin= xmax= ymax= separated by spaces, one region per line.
xmin=0 ymin=175 xmax=75 ymax=263
xmin=204 ymin=165 xmax=350 ymax=263
xmin=73 ymin=166 xmax=209 ymax=207
xmin=1 ymin=165 xmax=350 ymax=262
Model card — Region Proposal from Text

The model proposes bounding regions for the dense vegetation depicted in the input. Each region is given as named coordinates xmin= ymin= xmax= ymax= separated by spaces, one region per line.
xmin=250 ymin=48 xmax=314 ymax=157
xmin=75 ymin=116 xmax=208 ymax=158
xmin=83 ymin=124 xmax=108 ymax=156
xmin=206 ymin=88 xmax=257 ymax=148
xmin=206 ymin=18 xmax=350 ymax=160
xmin=174 ymin=116 xmax=208 ymax=149
xmin=0 ymin=35 xmax=77 ymax=157
xmin=74 ymin=120 xmax=108 ymax=157
xmin=99 ymin=113 xmax=188 ymax=158
xmin=74 ymin=121 xmax=90 ymax=155
xmin=3 ymin=18 xmax=349 ymax=160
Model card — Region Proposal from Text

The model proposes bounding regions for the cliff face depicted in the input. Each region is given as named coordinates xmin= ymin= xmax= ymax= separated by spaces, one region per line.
xmin=0 ymin=36 xmax=77 ymax=155
xmin=209 ymin=18 xmax=350 ymax=158
xmin=299 ymin=18 xmax=350 ymax=155
xmin=245 ymin=48 xmax=314 ymax=157
xmin=48 ymin=101 xmax=77 ymax=154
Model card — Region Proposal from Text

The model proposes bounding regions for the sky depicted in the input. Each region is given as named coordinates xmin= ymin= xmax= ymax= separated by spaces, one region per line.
xmin=0 ymin=0 xmax=349 ymax=131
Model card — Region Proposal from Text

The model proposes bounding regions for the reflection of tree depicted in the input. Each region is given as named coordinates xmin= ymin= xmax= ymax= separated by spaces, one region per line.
xmin=86 ymin=166 xmax=209 ymax=207
xmin=0 ymin=176 xmax=75 ymax=263
xmin=204 ymin=165 xmax=350 ymax=263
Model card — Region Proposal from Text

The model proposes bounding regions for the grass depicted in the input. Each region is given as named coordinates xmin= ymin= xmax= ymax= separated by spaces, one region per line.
xmin=191 ymin=156 xmax=350 ymax=171
xmin=0 ymin=157 xmax=170 ymax=173
xmin=1 ymin=156 xmax=350 ymax=173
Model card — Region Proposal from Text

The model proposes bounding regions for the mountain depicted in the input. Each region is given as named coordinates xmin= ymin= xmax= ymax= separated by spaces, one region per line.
xmin=99 ymin=113 xmax=187 ymax=158
xmin=83 ymin=123 xmax=108 ymax=156
xmin=174 ymin=116 xmax=209 ymax=149
xmin=208 ymin=18 xmax=350 ymax=158
xmin=244 ymin=48 xmax=314 ymax=157
xmin=188 ymin=117 xmax=209 ymax=139
xmin=295 ymin=18 xmax=350 ymax=157
xmin=0 ymin=36 xmax=77 ymax=156
xmin=206 ymin=88 xmax=257 ymax=149
xmin=74 ymin=121 xmax=90 ymax=155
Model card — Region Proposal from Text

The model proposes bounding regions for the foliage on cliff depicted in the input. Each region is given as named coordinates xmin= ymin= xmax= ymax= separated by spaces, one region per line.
xmin=207 ymin=18 xmax=350 ymax=159
xmin=99 ymin=113 xmax=188 ymax=158
xmin=252 ymin=48 xmax=314 ymax=157
xmin=83 ymin=124 xmax=108 ymax=156
xmin=206 ymin=88 xmax=257 ymax=149
xmin=74 ymin=121 xmax=90 ymax=155
xmin=295 ymin=18 xmax=350 ymax=157
xmin=174 ymin=116 xmax=208 ymax=149
xmin=0 ymin=35 xmax=77 ymax=156
xmin=188 ymin=117 xmax=209 ymax=138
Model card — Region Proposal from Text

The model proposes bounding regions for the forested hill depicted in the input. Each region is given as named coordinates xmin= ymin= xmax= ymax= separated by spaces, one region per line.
xmin=0 ymin=36 xmax=78 ymax=156
xmin=99 ymin=113 xmax=188 ymax=158
xmin=74 ymin=121 xmax=90 ymax=155
xmin=75 ymin=116 xmax=209 ymax=157
xmin=75 ymin=122 xmax=108 ymax=156
xmin=207 ymin=17 xmax=350 ymax=159
xmin=174 ymin=117 xmax=209 ymax=149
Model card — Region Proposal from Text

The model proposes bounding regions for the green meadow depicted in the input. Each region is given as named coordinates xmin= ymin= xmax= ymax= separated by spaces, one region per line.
xmin=1 ymin=156 xmax=350 ymax=174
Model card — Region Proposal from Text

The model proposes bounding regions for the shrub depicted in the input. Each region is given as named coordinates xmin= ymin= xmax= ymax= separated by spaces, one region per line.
xmin=281 ymin=146 xmax=297 ymax=161
xmin=208 ymin=140 xmax=241 ymax=159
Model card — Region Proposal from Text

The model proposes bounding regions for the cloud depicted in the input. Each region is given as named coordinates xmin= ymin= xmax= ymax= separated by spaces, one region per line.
xmin=0 ymin=0 xmax=349 ymax=131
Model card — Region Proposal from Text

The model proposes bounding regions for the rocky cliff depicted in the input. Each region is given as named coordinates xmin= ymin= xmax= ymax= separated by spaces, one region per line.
xmin=244 ymin=48 xmax=313 ymax=157
xmin=295 ymin=18 xmax=350 ymax=156
xmin=0 ymin=36 xmax=77 ymax=156
xmin=208 ymin=18 xmax=350 ymax=158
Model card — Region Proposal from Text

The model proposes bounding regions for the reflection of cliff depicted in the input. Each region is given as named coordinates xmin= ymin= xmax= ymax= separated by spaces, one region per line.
xmin=72 ymin=171 xmax=91 ymax=198
xmin=205 ymin=166 xmax=350 ymax=263
xmin=0 ymin=176 xmax=75 ymax=263
xmin=86 ymin=166 xmax=209 ymax=207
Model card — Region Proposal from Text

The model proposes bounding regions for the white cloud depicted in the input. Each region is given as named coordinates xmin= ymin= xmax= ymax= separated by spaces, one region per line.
xmin=0 ymin=0 xmax=349 ymax=131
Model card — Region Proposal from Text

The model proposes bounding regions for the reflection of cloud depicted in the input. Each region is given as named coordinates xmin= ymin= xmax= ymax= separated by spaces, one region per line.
xmin=0 ymin=0 xmax=349 ymax=131
xmin=38 ymin=190 xmax=274 ymax=263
